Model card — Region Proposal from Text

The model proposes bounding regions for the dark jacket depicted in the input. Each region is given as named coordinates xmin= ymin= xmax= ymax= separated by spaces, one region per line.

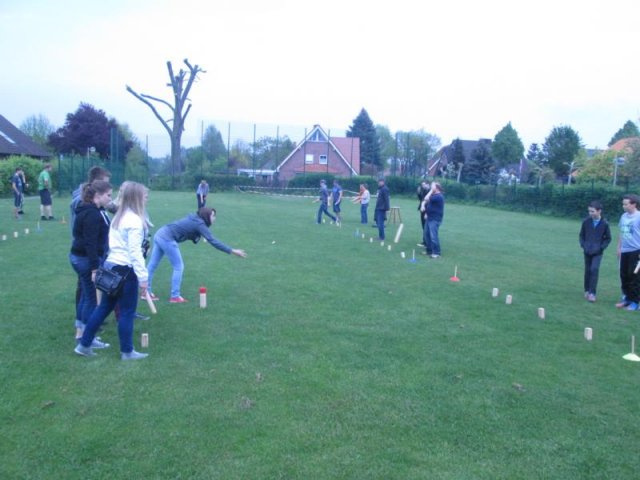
xmin=579 ymin=217 xmax=611 ymax=256
xmin=426 ymin=193 xmax=445 ymax=223
xmin=375 ymin=185 xmax=390 ymax=211
xmin=71 ymin=202 xmax=111 ymax=270
xmin=156 ymin=213 xmax=232 ymax=253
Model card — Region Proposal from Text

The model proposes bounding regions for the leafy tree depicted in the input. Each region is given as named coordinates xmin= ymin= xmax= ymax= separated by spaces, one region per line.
xmin=450 ymin=138 xmax=465 ymax=182
xmin=252 ymin=135 xmax=295 ymax=169
xmin=347 ymin=108 xmax=381 ymax=169
xmin=376 ymin=125 xmax=396 ymax=172
xmin=526 ymin=143 xmax=546 ymax=165
xmin=491 ymin=122 xmax=524 ymax=168
xmin=396 ymin=129 xmax=440 ymax=177
xmin=19 ymin=114 xmax=55 ymax=150
xmin=575 ymin=150 xmax=617 ymax=183
xmin=120 ymin=124 xmax=148 ymax=182
xmin=463 ymin=140 xmax=495 ymax=184
xmin=543 ymin=125 xmax=582 ymax=176
xmin=608 ymin=120 xmax=640 ymax=147
xmin=228 ymin=139 xmax=251 ymax=170
xmin=616 ymin=138 xmax=640 ymax=181
xmin=526 ymin=143 xmax=549 ymax=186
xmin=202 ymin=125 xmax=227 ymax=163
xmin=48 ymin=103 xmax=130 ymax=159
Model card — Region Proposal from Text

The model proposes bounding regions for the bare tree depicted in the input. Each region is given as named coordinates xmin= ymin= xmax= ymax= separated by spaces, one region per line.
xmin=126 ymin=59 xmax=205 ymax=183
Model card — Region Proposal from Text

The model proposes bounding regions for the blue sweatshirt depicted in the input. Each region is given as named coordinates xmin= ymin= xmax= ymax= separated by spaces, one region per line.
xmin=426 ymin=193 xmax=444 ymax=222
xmin=156 ymin=213 xmax=232 ymax=253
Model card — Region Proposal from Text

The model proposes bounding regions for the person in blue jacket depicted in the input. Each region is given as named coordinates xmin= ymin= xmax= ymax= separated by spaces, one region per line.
xmin=147 ymin=207 xmax=247 ymax=303
xmin=314 ymin=179 xmax=337 ymax=224
xmin=579 ymin=200 xmax=611 ymax=303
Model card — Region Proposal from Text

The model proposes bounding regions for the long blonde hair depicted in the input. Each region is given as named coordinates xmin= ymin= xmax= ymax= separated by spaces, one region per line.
xmin=112 ymin=181 xmax=148 ymax=229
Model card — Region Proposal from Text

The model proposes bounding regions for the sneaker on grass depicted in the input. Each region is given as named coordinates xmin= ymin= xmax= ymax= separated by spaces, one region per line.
xmin=75 ymin=337 xmax=110 ymax=349
xmin=169 ymin=296 xmax=188 ymax=303
xmin=121 ymin=350 xmax=148 ymax=361
xmin=625 ymin=302 xmax=639 ymax=311
xmin=74 ymin=344 xmax=96 ymax=357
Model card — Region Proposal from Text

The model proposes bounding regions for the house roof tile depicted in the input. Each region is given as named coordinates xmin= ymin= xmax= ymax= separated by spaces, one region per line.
xmin=0 ymin=114 xmax=51 ymax=158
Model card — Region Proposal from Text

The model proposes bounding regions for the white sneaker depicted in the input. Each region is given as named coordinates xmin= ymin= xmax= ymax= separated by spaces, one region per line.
xmin=74 ymin=344 xmax=96 ymax=357
xmin=121 ymin=350 xmax=148 ymax=361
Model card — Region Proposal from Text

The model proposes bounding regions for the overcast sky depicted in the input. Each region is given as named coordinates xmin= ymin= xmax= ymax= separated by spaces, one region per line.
xmin=2 ymin=0 xmax=639 ymax=157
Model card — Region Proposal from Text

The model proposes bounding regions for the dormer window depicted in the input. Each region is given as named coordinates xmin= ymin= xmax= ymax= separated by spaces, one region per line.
xmin=309 ymin=129 xmax=328 ymax=142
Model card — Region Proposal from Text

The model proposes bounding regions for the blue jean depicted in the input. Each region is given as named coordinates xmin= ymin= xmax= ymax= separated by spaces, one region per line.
xmin=317 ymin=203 xmax=336 ymax=224
xmin=81 ymin=264 xmax=138 ymax=353
xmin=424 ymin=220 xmax=442 ymax=255
xmin=374 ymin=210 xmax=386 ymax=240
xmin=360 ymin=204 xmax=368 ymax=224
xmin=69 ymin=253 xmax=97 ymax=328
xmin=147 ymin=234 xmax=184 ymax=298
xmin=583 ymin=253 xmax=603 ymax=294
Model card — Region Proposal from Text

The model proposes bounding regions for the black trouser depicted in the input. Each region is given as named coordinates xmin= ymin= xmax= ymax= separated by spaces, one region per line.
xmin=583 ymin=253 xmax=603 ymax=295
xmin=620 ymin=250 xmax=640 ymax=303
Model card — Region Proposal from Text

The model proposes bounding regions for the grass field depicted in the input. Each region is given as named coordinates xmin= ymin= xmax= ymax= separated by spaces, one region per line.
xmin=1 ymin=190 xmax=639 ymax=479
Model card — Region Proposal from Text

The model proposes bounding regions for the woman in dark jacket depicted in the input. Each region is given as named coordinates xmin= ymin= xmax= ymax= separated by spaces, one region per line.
xmin=69 ymin=180 xmax=113 ymax=343
xmin=147 ymin=207 xmax=247 ymax=303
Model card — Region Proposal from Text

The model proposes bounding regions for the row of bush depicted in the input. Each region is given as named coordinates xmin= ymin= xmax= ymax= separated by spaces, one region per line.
xmin=2 ymin=155 xmax=632 ymax=219
xmin=439 ymin=180 xmax=627 ymax=219
xmin=286 ymin=175 xmax=629 ymax=218
xmin=0 ymin=156 xmax=50 ymax=195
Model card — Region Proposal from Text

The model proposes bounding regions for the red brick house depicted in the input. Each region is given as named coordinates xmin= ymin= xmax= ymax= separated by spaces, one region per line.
xmin=276 ymin=125 xmax=360 ymax=181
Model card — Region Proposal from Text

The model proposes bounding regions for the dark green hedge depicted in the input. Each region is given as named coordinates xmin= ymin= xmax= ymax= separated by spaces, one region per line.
xmin=149 ymin=173 xmax=255 ymax=191
xmin=439 ymin=181 xmax=626 ymax=219
xmin=287 ymin=174 xmax=379 ymax=193
xmin=0 ymin=156 xmax=48 ymax=196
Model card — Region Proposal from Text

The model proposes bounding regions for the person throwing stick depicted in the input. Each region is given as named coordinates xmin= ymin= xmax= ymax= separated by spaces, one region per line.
xmin=146 ymin=207 xmax=247 ymax=303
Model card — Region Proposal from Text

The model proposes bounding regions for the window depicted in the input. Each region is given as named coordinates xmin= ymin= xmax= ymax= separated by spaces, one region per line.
xmin=305 ymin=154 xmax=314 ymax=164
xmin=319 ymin=154 xmax=327 ymax=165
xmin=309 ymin=129 xmax=328 ymax=142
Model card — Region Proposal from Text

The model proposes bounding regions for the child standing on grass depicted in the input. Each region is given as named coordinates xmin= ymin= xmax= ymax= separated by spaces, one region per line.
xmin=579 ymin=201 xmax=611 ymax=302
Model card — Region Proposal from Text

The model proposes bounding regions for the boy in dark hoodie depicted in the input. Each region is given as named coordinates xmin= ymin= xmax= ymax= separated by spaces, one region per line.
xmin=579 ymin=200 xmax=612 ymax=302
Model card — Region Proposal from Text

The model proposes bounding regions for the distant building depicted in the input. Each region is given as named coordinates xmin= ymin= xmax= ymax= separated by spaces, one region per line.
xmin=0 ymin=114 xmax=51 ymax=159
xmin=237 ymin=168 xmax=276 ymax=182
xmin=609 ymin=137 xmax=640 ymax=154
xmin=276 ymin=125 xmax=360 ymax=181
xmin=428 ymin=138 xmax=492 ymax=177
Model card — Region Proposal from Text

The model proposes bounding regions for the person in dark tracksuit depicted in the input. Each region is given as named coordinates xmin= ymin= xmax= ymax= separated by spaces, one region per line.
xmin=579 ymin=201 xmax=611 ymax=303
xmin=374 ymin=178 xmax=390 ymax=240
xmin=314 ymin=179 xmax=337 ymax=224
